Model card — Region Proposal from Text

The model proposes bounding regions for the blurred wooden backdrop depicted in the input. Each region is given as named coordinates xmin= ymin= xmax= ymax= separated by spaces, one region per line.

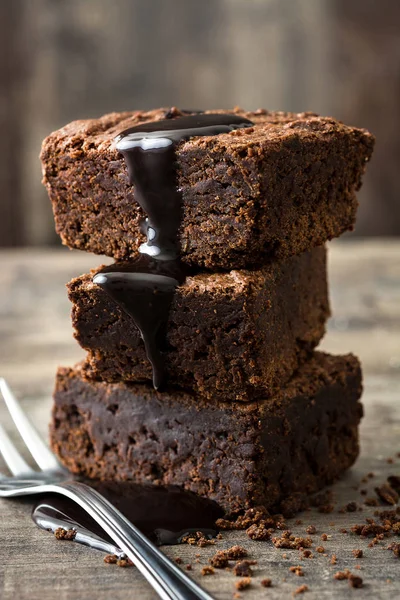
xmin=1 ymin=0 xmax=399 ymax=247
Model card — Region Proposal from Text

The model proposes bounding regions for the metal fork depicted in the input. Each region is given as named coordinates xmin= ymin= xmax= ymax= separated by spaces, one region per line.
xmin=0 ymin=378 xmax=215 ymax=600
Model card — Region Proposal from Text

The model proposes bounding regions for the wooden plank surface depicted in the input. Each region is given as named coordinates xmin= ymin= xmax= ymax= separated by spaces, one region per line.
xmin=0 ymin=240 xmax=399 ymax=599
xmin=2 ymin=0 xmax=400 ymax=246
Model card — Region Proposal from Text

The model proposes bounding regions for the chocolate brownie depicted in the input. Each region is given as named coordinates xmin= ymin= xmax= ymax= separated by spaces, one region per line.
xmin=68 ymin=247 xmax=329 ymax=402
xmin=50 ymin=352 xmax=363 ymax=513
xmin=41 ymin=107 xmax=374 ymax=269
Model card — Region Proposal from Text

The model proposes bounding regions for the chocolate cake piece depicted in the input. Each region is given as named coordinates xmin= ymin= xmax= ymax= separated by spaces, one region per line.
xmin=68 ymin=247 xmax=329 ymax=402
xmin=41 ymin=107 xmax=374 ymax=270
xmin=50 ymin=352 xmax=363 ymax=513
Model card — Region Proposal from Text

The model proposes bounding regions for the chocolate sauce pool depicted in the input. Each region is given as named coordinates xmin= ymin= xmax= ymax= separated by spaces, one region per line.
xmin=32 ymin=482 xmax=224 ymax=553
xmin=93 ymin=112 xmax=253 ymax=389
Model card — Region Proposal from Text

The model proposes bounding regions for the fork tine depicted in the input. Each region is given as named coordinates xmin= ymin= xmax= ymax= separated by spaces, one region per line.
xmin=0 ymin=378 xmax=61 ymax=471
xmin=0 ymin=421 xmax=34 ymax=475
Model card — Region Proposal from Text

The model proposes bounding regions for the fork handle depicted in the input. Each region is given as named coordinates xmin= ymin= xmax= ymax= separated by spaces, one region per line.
xmin=54 ymin=480 xmax=215 ymax=600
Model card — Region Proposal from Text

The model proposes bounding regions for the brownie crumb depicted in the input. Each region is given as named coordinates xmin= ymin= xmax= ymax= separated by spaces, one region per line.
xmin=388 ymin=542 xmax=400 ymax=558
xmin=201 ymin=566 xmax=215 ymax=576
xmin=340 ymin=528 xmax=348 ymax=534
xmin=387 ymin=475 xmax=400 ymax=492
xmin=289 ymin=565 xmax=304 ymax=577
xmin=225 ymin=546 xmax=248 ymax=560
xmin=235 ymin=578 xmax=251 ymax=591
xmin=54 ymin=527 xmax=76 ymax=541
xmin=103 ymin=553 xmax=135 ymax=568
xmin=319 ymin=504 xmax=335 ymax=514
xmin=186 ymin=564 xmax=192 ymax=571
xmin=233 ymin=561 xmax=255 ymax=577
xmin=181 ymin=531 xmax=215 ymax=547
xmin=376 ymin=507 xmax=400 ymax=524
xmin=351 ymin=520 xmax=390 ymax=537
xmin=293 ymin=584 xmax=308 ymax=595
xmin=364 ymin=497 xmax=379 ymax=507
xmin=210 ymin=545 xmax=248 ymax=569
xmin=352 ymin=549 xmax=363 ymax=558
xmin=316 ymin=546 xmax=325 ymax=553
xmin=349 ymin=574 xmax=363 ymax=588
xmin=330 ymin=554 xmax=337 ymax=565
xmin=272 ymin=531 xmax=312 ymax=550
xmin=334 ymin=570 xmax=350 ymax=581
xmin=215 ymin=518 xmax=234 ymax=530
xmin=306 ymin=526 xmax=316 ymax=535
xmin=272 ymin=530 xmax=312 ymax=550
xmin=217 ymin=507 xmax=271 ymax=531
xmin=261 ymin=578 xmax=272 ymax=587
xmin=301 ymin=549 xmax=313 ymax=559
xmin=210 ymin=551 xmax=230 ymax=569
xmin=175 ymin=557 xmax=182 ymax=564
xmin=375 ymin=484 xmax=399 ymax=505
xmin=334 ymin=569 xmax=363 ymax=587
xmin=246 ymin=522 xmax=271 ymax=541
xmin=117 ymin=557 xmax=134 ymax=568
xmin=320 ymin=533 xmax=328 ymax=541
xmin=104 ymin=554 xmax=118 ymax=564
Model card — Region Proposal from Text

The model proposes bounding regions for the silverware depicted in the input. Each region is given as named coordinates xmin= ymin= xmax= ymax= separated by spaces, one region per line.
xmin=0 ymin=378 xmax=215 ymax=600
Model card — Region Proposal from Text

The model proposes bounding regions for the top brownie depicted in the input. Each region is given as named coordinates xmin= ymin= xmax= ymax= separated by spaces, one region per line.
xmin=41 ymin=107 xmax=374 ymax=269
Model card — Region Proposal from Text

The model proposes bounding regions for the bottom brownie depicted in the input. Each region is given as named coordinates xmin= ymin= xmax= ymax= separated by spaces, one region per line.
xmin=50 ymin=352 xmax=363 ymax=513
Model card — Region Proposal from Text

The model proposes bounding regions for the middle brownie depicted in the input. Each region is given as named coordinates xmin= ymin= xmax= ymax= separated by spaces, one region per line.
xmin=69 ymin=247 xmax=329 ymax=402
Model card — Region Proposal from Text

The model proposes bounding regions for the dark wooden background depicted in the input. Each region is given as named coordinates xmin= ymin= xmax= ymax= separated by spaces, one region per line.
xmin=1 ymin=0 xmax=400 ymax=247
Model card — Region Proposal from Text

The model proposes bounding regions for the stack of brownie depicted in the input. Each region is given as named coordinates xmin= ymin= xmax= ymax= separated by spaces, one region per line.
xmin=41 ymin=108 xmax=374 ymax=514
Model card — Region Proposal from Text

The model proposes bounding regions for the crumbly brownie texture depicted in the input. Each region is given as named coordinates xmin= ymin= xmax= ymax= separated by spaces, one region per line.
xmin=41 ymin=107 xmax=374 ymax=270
xmin=50 ymin=352 xmax=363 ymax=513
xmin=69 ymin=247 xmax=329 ymax=402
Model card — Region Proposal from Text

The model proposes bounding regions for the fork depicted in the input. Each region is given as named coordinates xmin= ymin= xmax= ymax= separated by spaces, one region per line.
xmin=0 ymin=378 xmax=215 ymax=600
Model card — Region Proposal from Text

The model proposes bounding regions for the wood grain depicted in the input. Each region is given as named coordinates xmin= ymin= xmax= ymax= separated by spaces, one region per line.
xmin=1 ymin=0 xmax=400 ymax=246
xmin=0 ymin=241 xmax=399 ymax=599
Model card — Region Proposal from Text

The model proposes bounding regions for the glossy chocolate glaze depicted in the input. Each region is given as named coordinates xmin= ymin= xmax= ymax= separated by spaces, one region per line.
xmin=93 ymin=255 xmax=185 ymax=389
xmin=95 ymin=112 xmax=253 ymax=389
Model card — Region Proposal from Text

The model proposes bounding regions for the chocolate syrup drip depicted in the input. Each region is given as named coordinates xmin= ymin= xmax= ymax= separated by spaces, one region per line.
xmin=95 ymin=112 xmax=253 ymax=389
xmin=93 ymin=256 xmax=185 ymax=389
xmin=32 ymin=482 xmax=223 ymax=552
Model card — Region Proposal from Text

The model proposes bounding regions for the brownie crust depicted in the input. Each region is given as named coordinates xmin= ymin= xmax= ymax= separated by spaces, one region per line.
xmin=50 ymin=352 xmax=363 ymax=513
xmin=68 ymin=247 xmax=330 ymax=402
xmin=41 ymin=107 xmax=374 ymax=269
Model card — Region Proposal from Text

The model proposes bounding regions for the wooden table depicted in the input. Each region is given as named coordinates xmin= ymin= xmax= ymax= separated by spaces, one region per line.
xmin=0 ymin=241 xmax=399 ymax=599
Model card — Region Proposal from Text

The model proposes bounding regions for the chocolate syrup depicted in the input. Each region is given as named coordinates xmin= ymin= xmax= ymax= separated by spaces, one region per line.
xmin=32 ymin=482 xmax=224 ymax=553
xmin=94 ymin=256 xmax=185 ymax=389
xmin=94 ymin=112 xmax=253 ymax=389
